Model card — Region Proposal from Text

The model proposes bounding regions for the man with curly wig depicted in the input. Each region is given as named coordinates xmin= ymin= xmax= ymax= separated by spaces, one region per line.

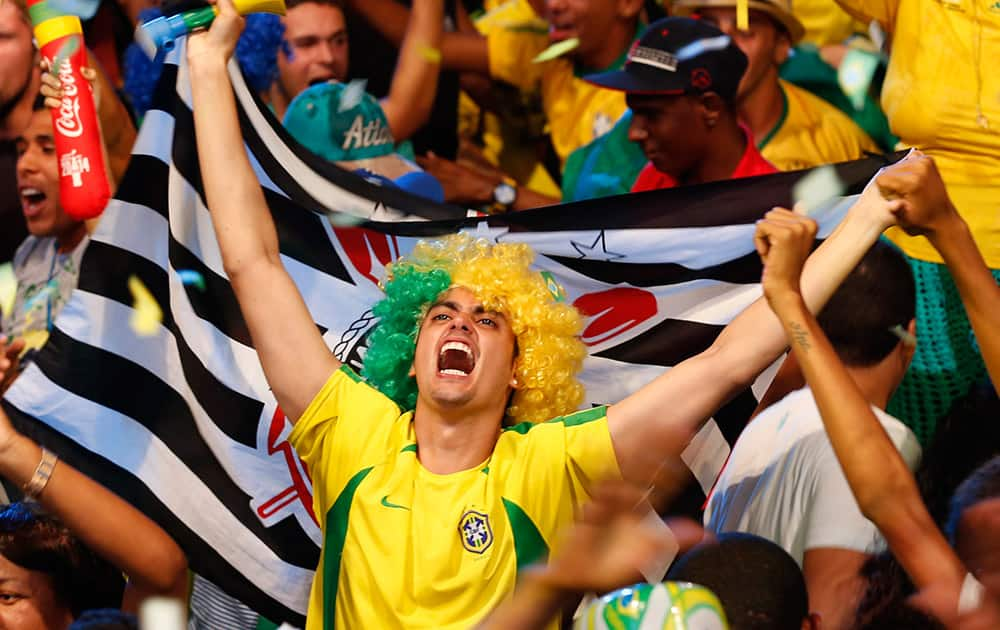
xmin=187 ymin=1 xmax=911 ymax=627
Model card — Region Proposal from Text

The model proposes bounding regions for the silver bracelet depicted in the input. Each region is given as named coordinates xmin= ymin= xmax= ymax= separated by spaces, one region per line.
xmin=23 ymin=448 xmax=58 ymax=500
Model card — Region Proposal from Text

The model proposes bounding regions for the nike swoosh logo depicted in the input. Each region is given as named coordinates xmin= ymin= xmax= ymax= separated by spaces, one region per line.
xmin=380 ymin=495 xmax=409 ymax=511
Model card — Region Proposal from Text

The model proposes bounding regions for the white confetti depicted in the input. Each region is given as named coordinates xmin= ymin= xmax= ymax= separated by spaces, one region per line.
xmin=325 ymin=210 xmax=367 ymax=227
xmin=338 ymin=79 xmax=368 ymax=113
xmin=792 ymin=165 xmax=844 ymax=216
xmin=139 ymin=597 xmax=185 ymax=630
xmin=838 ymin=49 xmax=879 ymax=111
xmin=0 ymin=263 xmax=16 ymax=319
xmin=675 ymin=35 xmax=732 ymax=61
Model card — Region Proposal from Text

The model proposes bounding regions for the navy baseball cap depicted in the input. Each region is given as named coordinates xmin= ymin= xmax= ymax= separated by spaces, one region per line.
xmin=585 ymin=17 xmax=748 ymax=102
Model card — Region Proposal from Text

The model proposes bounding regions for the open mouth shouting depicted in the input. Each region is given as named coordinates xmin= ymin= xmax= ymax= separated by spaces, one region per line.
xmin=19 ymin=186 xmax=48 ymax=218
xmin=438 ymin=340 xmax=476 ymax=377
xmin=548 ymin=21 xmax=577 ymax=42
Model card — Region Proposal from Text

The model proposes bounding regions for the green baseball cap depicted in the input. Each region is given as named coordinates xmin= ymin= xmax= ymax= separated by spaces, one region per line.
xmin=283 ymin=81 xmax=397 ymax=162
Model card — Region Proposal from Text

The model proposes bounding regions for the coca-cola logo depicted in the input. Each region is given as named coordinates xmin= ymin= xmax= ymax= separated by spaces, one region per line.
xmin=52 ymin=59 xmax=83 ymax=139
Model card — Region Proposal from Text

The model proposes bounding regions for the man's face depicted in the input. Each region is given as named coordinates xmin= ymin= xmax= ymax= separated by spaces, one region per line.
xmin=696 ymin=8 xmax=788 ymax=99
xmin=627 ymin=93 xmax=708 ymax=180
xmin=411 ymin=286 xmax=518 ymax=416
xmin=0 ymin=2 xmax=34 ymax=111
xmin=545 ymin=0 xmax=619 ymax=63
xmin=0 ymin=553 xmax=73 ymax=630
xmin=276 ymin=2 xmax=349 ymax=100
xmin=15 ymin=110 xmax=76 ymax=238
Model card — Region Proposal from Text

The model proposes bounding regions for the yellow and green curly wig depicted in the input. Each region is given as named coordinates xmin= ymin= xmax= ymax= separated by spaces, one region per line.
xmin=362 ymin=234 xmax=587 ymax=424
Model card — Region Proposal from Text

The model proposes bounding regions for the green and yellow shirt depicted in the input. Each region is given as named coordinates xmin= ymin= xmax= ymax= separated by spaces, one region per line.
xmin=759 ymin=79 xmax=880 ymax=171
xmin=289 ymin=366 xmax=620 ymax=629
xmin=487 ymin=28 xmax=631 ymax=166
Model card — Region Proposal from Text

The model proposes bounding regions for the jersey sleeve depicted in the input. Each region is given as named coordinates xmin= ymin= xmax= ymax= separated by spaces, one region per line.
xmin=559 ymin=406 xmax=623 ymax=501
xmin=288 ymin=366 xmax=402 ymax=528
xmin=497 ymin=406 xmax=621 ymax=555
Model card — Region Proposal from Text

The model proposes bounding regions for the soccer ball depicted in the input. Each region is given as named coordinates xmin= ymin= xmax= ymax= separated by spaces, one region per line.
xmin=574 ymin=581 xmax=729 ymax=630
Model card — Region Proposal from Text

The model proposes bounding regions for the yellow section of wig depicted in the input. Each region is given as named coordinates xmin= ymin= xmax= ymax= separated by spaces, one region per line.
xmin=396 ymin=234 xmax=587 ymax=423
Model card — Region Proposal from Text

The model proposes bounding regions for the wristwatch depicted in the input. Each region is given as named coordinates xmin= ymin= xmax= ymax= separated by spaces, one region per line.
xmin=490 ymin=177 xmax=517 ymax=213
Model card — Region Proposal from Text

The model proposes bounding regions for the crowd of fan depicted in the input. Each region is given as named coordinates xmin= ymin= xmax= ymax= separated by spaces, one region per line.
xmin=0 ymin=0 xmax=997 ymax=628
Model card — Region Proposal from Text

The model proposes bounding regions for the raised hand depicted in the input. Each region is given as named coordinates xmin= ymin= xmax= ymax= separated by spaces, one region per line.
xmin=186 ymin=0 xmax=245 ymax=66
xmin=754 ymin=208 xmax=819 ymax=309
xmin=876 ymin=151 xmax=961 ymax=238
xmin=539 ymin=481 xmax=704 ymax=594
xmin=39 ymin=60 xmax=99 ymax=109
xmin=415 ymin=152 xmax=498 ymax=206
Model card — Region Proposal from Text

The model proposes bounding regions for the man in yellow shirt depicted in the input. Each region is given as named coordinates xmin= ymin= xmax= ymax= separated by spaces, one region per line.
xmin=456 ymin=0 xmax=562 ymax=198
xmin=671 ymin=0 xmax=879 ymax=171
xmin=343 ymin=0 xmax=643 ymax=209
xmin=187 ymin=2 xmax=912 ymax=627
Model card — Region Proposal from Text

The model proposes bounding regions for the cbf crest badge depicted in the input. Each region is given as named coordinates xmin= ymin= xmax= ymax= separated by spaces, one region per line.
xmin=459 ymin=510 xmax=493 ymax=554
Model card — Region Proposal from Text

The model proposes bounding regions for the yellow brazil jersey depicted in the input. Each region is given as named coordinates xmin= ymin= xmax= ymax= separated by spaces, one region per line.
xmin=288 ymin=366 xmax=621 ymax=630
xmin=793 ymin=0 xmax=868 ymax=45
xmin=834 ymin=0 xmax=1000 ymax=267
xmin=487 ymin=27 xmax=629 ymax=166
xmin=759 ymin=79 xmax=880 ymax=171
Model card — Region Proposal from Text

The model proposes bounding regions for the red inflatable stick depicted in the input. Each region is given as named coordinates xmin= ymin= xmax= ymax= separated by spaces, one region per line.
xmin=27 ymin=0 xmax=110 ymax=220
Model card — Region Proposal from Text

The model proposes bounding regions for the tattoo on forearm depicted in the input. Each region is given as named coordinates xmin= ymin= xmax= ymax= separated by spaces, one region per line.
xmin=789 ymin=321 xmax=811 ymax=352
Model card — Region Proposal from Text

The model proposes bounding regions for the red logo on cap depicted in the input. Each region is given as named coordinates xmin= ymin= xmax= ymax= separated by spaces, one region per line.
xmin=691 ymin=68 xmax=713 ymax=90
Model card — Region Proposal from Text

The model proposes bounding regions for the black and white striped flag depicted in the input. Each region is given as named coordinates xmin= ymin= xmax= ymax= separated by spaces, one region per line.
xmin=1 ymin=49 xmax=887 ymax=625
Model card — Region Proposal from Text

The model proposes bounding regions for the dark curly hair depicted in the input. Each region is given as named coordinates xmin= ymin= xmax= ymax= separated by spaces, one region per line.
xmin=0 ymin=502 xmax=125 ymax=618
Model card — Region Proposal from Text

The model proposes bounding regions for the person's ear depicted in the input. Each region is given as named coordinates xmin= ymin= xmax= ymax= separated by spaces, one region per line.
xmin=699 ymin=92 xmax=724 ymax=128
xmin=900 ymin=318 xmax=917 ymax=369
xmin=772 ymin=28 xmax=792 ymax=65
xmin=617 ymin=0 xmax=644 ymax=20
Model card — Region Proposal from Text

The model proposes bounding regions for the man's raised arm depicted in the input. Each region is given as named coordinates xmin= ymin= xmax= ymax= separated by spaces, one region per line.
xmin=876 ymin=153 xmax=1000 ymax=390
xmin=380 ymin=0 xmax=445 ymax=142
xmin=187 ymin=0 xmax=339 ymax=421
xmin=0 ymin=407 xmax=189 ymax=604
xmin=343 ymin=0 xmax=491 ymax=74
xmin=758 ymin=207 xmax=967 ymax=603
xmin=607 ymin=165 xmax=905 ymax=485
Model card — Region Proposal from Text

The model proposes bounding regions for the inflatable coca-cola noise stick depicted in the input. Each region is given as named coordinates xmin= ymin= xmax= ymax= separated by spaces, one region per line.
xmin=27 ymin=0 xmax=110 ymax=221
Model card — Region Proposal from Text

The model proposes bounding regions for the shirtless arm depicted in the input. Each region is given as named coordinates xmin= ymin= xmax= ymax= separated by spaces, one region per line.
xmin=761 ymin=213 xmax=966 ymax=600
xmin=380 ymin=0 xmax=445 ymax=142
xmin=606 ymin=166 xmax=906 ymax=486
xmin=0 ymin=407 xmax=188 ymax=603
xmin=876 ymin=153 xmax=1000 ymax=392
xmin=187 ymin=0 xmax=339 ymax=421
xmin=343 ymin=0 xmax=491 ymax=74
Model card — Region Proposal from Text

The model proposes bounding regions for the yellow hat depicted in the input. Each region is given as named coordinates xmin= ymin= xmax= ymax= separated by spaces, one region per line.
xmin=670 ymin=0 xmax=805 ymax=44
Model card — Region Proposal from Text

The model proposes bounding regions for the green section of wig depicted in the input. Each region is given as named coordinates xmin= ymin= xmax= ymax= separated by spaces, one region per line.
xmin=362 ymin=265 xmax=452 ymax=411
xmin=361 ymin=234 xmax=587 ymax=423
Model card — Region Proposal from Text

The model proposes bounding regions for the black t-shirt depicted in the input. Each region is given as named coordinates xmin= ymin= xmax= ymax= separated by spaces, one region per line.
xmin=0 ymin=140 xmax=28 ymax=264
